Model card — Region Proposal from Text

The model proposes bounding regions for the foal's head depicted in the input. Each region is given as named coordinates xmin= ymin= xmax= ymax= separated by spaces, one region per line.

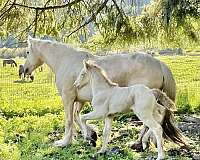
xmin=74 ymin=60 xmax=118 ymax=89
xmin=74 ymin=60 xmax=91 ymax=89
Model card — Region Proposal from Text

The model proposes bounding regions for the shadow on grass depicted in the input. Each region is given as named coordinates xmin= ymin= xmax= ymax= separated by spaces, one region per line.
xmin=13 ymin=80 xmax=33 ymax=83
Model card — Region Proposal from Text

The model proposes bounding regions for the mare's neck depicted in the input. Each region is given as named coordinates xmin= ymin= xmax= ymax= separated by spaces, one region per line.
xmin=37 ymin=41 xmax=85 ymax=73
xmin=90 ymin=69 xmax=113 ymax=95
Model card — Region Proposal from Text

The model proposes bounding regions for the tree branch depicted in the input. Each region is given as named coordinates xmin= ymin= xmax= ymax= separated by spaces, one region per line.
xmin=111 ymin=0 xmax=127 ymax=18
xmin=0 ymin=0 xmax=10 ymax=13
xmin=33 ymin=10 xmax=39 ymax=37
xmin=0 ymin=0 xmax=16 ymax=20
xmin=67 ymin=0 xmax=109 ymax=37
xmin=12 ymin=0 xmax=83 ymax=11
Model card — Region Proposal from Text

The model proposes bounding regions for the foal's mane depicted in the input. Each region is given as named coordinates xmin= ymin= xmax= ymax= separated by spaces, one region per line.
xmin=87 ymin=60 xmax=118 ymax=87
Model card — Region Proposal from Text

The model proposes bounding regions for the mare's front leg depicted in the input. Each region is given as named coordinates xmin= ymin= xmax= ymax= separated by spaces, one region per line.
xmin=54 ymin=88 xmax=76 ymax=147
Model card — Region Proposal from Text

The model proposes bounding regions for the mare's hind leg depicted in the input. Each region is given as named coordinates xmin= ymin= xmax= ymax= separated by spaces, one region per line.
xmin=130 ymin=126 xmax=148 ymax=151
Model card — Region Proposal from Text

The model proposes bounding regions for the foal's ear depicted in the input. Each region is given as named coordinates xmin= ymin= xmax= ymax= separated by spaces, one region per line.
xmin=28 ymin=35 xmax=33 ymax=41
xmin=83 ymin=59 xmax=90 ymax=70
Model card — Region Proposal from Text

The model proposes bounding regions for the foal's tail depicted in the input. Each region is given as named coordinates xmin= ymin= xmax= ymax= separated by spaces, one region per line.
xmin=151 ymin=88 xmax=176 ymax=111
xmin=152 ymin=89 xmax=187 ymax=147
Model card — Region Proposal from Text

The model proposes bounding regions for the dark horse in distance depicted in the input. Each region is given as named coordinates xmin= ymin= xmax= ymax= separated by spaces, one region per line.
xmin=3 ymin=59 xmax=17 ymax=67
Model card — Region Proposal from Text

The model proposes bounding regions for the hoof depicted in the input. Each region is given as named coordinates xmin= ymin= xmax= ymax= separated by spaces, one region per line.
xmin=97 ymin=149 xmax=107 ymax=155
xmin=86 ymin=137 xmax=96 ymax=147
xmin=90 ymin=129 xmax=98 ymax=142
xmin=130 ymin=142 xmax=147 ymax=152
xmin=53 ymin=139 xmax=70 ymax=147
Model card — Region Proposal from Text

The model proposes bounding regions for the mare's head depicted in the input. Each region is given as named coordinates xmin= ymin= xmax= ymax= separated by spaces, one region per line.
xmin=24 ymin=36 xmax=44 ymax=75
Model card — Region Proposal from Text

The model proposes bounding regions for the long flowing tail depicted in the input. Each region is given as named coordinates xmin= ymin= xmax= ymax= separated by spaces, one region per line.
xmin=152 ymin=89 xmax=187 ymax=147
xmin=162 ymin=108 xmax=187 ymax=147
xmin=160 ymin=61 xmax=176 ymax=102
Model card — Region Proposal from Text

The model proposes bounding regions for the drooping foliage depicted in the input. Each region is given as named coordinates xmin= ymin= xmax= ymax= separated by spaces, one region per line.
xmin=0 ymin=0 xmax=199 ymax=49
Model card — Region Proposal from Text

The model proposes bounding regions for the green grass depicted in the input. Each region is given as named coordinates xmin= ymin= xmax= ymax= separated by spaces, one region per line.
xmin=158 ymin=56 xmax=200 ymax=113
xmin=0 ymin=56 xmax=199 ymax=160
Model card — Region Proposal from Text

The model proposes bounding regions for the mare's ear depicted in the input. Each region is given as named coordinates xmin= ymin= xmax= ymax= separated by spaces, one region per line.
xmin=27 ymin=35 xmax=33 ymax=47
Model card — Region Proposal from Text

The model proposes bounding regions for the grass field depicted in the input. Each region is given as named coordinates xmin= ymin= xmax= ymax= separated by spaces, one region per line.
xmin=0 ymin=55 xmax=199 ymax=160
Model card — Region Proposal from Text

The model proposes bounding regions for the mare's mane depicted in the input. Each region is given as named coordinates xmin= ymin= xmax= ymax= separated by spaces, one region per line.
xmin=28 ymin=37 xmax=91 ymax=55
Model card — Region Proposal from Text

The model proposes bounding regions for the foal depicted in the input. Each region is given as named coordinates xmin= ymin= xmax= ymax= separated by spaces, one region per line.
xmin=74 ymin=60 xmax=184 ymax=160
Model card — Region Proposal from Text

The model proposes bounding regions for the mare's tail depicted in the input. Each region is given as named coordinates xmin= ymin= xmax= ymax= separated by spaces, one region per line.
xmin=160 ymin=62 xmax=176 ymax=102
xmin=162 ymin=108 xmax=187 ymax=147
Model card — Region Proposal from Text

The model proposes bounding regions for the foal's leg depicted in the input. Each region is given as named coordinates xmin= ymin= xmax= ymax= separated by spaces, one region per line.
xmin=142 ymin=117 xmax=164 ymax=160
xmin=81 ymin=110 xmax=106 ymax=140
xmin=134 ymin=104 xmax=166 ymax=150
xmin=74 ymin=102 xmax=98 ymax=143
xmin=98 ymin=116 xmax=113 ymax=153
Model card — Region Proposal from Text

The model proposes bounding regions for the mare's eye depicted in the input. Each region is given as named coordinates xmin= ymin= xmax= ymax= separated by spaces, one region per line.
xmin=27 ymin=51 xmax=29 ymax=54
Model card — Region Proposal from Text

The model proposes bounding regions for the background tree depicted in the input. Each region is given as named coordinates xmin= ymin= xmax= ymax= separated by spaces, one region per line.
xmin=0 ymin=0 xmax=199 ymax=49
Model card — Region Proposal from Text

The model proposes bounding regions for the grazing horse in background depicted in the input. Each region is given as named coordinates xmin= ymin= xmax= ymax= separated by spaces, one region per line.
xmin=19 ymin=64 xmax=34 ymax=81
xmin=74 ymin=60 xmax=185 ymax=160
xmin=19 ymin=65 xmax=25 ymax=79
xmin=3 ymin=59 xmax=17 ymax=67
xmin=24 ymin=36 xmax=176 ymax=149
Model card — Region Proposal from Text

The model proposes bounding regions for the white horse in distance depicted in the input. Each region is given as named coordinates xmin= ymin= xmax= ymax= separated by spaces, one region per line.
xmin=74 ymin=60 xmax=186 ymax=160
xmin=24 ymin=36 xmax=176 ymax=149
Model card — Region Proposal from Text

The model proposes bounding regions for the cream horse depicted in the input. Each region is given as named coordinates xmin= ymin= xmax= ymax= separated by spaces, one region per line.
xmin=74 ymin=60 xmax=185 ymax=160
xmin=24 ymin=36 xmax=176 ymax=148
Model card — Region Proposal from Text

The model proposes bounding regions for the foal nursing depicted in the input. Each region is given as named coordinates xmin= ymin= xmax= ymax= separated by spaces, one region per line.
xmin=74 ymin=60 xmax=186 ymax=160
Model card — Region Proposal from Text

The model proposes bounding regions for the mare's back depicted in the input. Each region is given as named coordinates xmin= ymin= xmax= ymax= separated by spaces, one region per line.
xmin=93 ymin=53 xmax=163 ymax=86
